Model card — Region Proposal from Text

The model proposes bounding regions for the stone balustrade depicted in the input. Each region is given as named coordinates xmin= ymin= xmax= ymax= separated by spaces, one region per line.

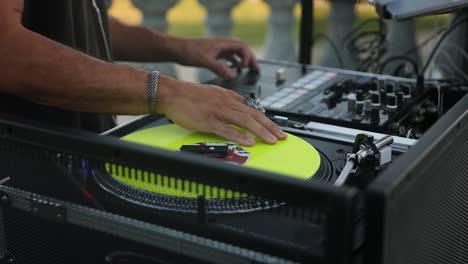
xmin=128 ymin=0 xmax=301 ymax=82
xmin=126 ymin=0 xmax=419 ymax=80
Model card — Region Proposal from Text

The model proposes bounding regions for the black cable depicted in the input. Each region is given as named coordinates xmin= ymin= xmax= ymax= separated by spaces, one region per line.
xmin=403 ymin=26 xmax=447 ymax=56
xmin=344 ymin=18 xmax=387 ymax=72
xmin=343 ymin=18 xmax=386 ymax=43
xmin=314 ymin=33 xmax=345 ymax=69
xmin=394 ymin=64 xmax=408 ymax=76
xmin=421 ymin=16 xmax=468 ymax=76
xmin=438 ymin=52 xmax=468 ymax=84
xmin=378 ymin=56 xmax=419 ymax=75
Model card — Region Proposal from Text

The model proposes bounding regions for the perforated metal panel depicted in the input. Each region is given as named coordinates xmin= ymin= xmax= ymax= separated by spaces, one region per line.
xmin=367 ymin=101 xmax=468 ymax=264
xmin=0 ymin=117 xmax=358 ymax=264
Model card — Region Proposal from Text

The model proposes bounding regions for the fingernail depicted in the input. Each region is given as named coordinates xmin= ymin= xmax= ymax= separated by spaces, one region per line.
xmin=267 ymin=135 xmax=277 ymax=144
xmin=244 ymin=138 xmax=256 ymax=146
xmin=279 ymin=131 xmax=288 ymax=139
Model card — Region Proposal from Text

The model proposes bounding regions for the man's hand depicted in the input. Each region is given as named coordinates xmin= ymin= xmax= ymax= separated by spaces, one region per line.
xmin=176 ymin=37 xmax=260 ymax=80
xmin=157 ymin=76 xmax=286 ymax=146
xmin=110 ymin=19 xmax=259 ymax=80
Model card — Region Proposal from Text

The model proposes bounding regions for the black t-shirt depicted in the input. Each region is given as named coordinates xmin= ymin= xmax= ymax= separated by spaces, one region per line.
xmin=0 ymin=0 xmax=115 ymax=133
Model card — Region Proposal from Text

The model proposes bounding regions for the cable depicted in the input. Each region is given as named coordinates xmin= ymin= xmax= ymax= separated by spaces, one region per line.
xmin=403 ymin=26 xmax=447 ymax=56
xmin=344 ymin=18 xmax=387 ymax=72
xmin=437 ymin=51 xmax=468 ymax=84
xmin=441 ymin=43 xmax=468 ymax=66
xmin=314 ymin=33 xmax=345 ymax=69
xmin=421 ymin=15 xmax=468 ymax=76
xmin=92 ymin=0 xmax=112 ymax=62
xmin=378 ymin=56 xmax=419 ymax=75
xmin=343 ymin=18 xmax=386 ymax=42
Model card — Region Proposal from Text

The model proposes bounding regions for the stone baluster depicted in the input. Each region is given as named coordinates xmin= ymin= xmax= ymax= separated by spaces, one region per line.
xmin=436 ymin=12 xmax=468 ymax=82
xmin=131 ymin=0 xmax=179 ymax=77
xmin=263 ymin=0 xmax=298 ymax=62
xmin=320 ymin=0 xmax=357 ymax=69
xmin=199 ymin=0 xmax=240 ymax=36
xmin=197 ymin=0 xmax=240 ymax=82
xmin=382 ymin=19 xmax=420 ymax=76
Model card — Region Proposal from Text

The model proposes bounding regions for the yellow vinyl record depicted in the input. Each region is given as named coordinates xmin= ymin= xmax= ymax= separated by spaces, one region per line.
xmin=106 ymin=124 xmax=322 ymax=200
xmin=121 ymin=124 xmax=321 ymax=180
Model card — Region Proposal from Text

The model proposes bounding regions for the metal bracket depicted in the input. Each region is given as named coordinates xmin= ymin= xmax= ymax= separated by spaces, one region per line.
xmin=30 ymin=196 xmax=67 ymax=223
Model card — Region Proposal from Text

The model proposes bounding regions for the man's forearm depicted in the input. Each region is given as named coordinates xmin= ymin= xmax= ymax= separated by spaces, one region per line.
xmin=0 ymin=26 xmax=175 ymax=115
xmin=109 ymin=17 xmax=186 ymax=63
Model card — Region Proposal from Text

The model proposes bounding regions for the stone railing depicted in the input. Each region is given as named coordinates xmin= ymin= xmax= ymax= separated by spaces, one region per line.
xmin=129 ymin=0 xmax=419 ymax=81
xmin=130 ymin=0 xmax=301 ymax=81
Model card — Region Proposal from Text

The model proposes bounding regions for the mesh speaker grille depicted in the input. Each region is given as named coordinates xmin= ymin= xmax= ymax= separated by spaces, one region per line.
xmin=92 ymin=151 xmax=332 ymax=214
xmin=384 ymin=116 xmax=468 ymax=264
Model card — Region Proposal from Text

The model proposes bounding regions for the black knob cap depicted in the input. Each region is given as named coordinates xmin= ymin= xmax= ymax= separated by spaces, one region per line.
xmin=356 ymin=90 xmax=365 ymax=101
xmin=371 ymin=93 xmax=381 ymax=104
xmin=368 ymin=82 xmax=379 ymax=93
xmin=387 ymin=95 xmax=397 ymax=106
xmin=387 ymin=95 xmax=397 ymax=113
xmin=386 ymin=83 xmax=395 ymax=95
xmin=401 ymin=84 xmax=412 ymax=96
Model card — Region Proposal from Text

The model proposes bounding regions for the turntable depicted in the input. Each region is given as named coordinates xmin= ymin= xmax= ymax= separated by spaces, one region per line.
xmin=96 ymin=123 xmax=332 ymax=214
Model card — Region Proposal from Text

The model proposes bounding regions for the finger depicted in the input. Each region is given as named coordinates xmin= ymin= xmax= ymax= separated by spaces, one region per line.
xmin=243 ymin=106 xmax=288 ymax=140
xmin=237 ymin=46 xmax=260 ymax=72
xmin=219 ymin=40 xmax=260 ymax=72
xmin=248 ymin=54 xmax=261 ymax=72
xmin=224 ymin=54 xmax=242 ymax=69
xmin=206 ymin=60 xmax=236 ymax=80
xmin=236 ymin=46 xmax=253 ymax=68
xmin=223 ymin=110 xmax=278 ymax=144
xmin=212 ymin=121 xmax=256 ymax=146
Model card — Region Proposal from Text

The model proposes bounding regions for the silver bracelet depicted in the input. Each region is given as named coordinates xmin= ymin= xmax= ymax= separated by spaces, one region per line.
xmin=147 ymin=71 xmax=160 ymax=114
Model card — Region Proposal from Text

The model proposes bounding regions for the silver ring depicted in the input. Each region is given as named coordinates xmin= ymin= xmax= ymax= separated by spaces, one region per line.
xmin=244 ymin=97 xmax=266 ymax=113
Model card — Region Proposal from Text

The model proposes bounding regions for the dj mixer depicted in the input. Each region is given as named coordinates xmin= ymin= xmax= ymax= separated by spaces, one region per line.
xmin=208 ymin=60 xmax=455 ymax=139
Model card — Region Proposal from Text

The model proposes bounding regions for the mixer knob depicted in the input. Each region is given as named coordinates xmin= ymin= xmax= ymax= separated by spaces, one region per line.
xmin=355 ymin=90 xmax=365 ymax=115
xmin=364 ymin=99 xmax=372 ymax=114
xmin=371 ymin=93 xmax=381 ymax=109
xmin=386 ymin=83 xmax=396 ymax=95
xmin=401 ymin=84 xmax=412 ymax=96
xmin=401 ymin=84 xmax=412 ymax=102
xmin=386 ymin=94 xmax=398 ymax=113
xmin=368 ymin=81 xmax=380 ymax=94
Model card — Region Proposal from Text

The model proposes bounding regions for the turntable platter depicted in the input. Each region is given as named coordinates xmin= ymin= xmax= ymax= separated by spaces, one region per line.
xmin=121 ymin=124 xmax=322 ymax=180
